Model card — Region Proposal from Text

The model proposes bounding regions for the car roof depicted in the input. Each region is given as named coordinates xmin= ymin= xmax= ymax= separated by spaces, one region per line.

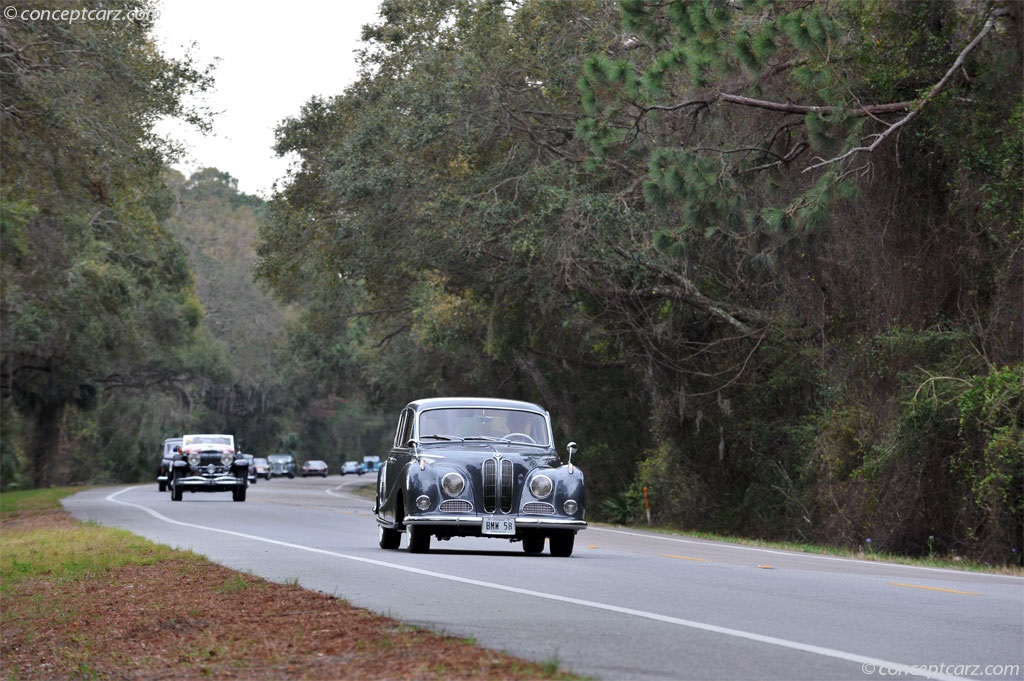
xmin=406 ymin=397 xmax=547 ymax=413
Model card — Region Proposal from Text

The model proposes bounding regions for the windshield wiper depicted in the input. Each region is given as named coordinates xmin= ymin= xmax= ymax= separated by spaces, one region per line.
xmin=420 ymin=434 xmax=460 ymax=442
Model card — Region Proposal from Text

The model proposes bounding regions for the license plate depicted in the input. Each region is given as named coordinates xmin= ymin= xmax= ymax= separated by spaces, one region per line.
xmin=482 ymin=517 xmax=515 ymax=535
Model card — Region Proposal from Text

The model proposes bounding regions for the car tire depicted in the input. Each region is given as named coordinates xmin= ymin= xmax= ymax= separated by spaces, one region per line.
xmin=158 ymin=482 xmax=166 ymax=493
xmin=523 ymin=535 xmax=545 ymax=554
xmin=233 ymin=486 xmax=246 ymax=502
xmin=378 ymin=525 xmax=401 ymax=550
xmin=407 ymin=525 xmax=431 ymax=553
xmin=171 ymin=482 xmax=183 ymax=502
xmin=549 ymin=531 xmax=575 ymax=557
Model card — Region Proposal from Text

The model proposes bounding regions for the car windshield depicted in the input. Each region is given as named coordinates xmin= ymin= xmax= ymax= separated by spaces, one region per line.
xmin=418 ymin=408 xmax=550 ymax=446
xmin=268 ymin=455 xmax=292 ymax=462
xmin=184 ymin=435 xmax=232 ymax=447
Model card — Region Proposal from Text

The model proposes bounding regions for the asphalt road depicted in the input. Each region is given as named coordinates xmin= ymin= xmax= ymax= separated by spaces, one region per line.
xmin=63 ymin=477 xmax=1024 ymax=681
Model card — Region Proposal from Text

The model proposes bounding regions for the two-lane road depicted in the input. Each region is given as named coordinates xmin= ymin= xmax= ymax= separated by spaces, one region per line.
xmin=63 ymin=479 xmax=1023 ymax=681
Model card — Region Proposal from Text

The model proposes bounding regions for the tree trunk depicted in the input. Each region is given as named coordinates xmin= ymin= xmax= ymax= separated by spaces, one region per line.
xmin=31 ymin=402 xmax=65 ymax=487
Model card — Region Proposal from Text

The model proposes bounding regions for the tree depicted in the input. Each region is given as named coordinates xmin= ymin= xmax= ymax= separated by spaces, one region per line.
xmin=256 ymin=0 xmax=1022 ymax=559
xmin=1 ymin=0 xmax=215 ymax=486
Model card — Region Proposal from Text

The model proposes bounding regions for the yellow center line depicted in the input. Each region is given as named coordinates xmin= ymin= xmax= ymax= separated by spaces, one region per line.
xmin=888 ymin=582 xmax=979 ymax=596
xmin=664 ymin=554 xmax=709 ymax=562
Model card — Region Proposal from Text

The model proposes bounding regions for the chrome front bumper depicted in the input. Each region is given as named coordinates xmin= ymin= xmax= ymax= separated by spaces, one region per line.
xmin=175 ymin=475 xmax=247 ymax=490
xmin=403 ymin=515 xmax=587 ymax=531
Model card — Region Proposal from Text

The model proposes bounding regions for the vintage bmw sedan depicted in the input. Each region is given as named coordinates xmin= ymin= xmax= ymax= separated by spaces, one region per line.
xmin=374 ymin=397 xmax=586 ymax=556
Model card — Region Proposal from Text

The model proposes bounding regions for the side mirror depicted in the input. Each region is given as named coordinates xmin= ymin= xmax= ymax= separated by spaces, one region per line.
xmin=566 ymin=441 xmax=578 ymax=472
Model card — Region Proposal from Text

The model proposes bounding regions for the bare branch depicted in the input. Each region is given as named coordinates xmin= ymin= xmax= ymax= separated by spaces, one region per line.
xmin=802 ymin=8 xmax=1010 ymax=172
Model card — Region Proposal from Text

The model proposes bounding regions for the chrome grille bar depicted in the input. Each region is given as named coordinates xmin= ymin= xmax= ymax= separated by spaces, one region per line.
xmin=500 ymin=459 xmax=513 ymax=513
xmin=483 ymin=458 xmax=496 ymax=513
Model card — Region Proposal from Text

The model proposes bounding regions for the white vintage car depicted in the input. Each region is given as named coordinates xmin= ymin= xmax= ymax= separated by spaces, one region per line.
xmin=169 ymin=433 xmax=249 ymax=502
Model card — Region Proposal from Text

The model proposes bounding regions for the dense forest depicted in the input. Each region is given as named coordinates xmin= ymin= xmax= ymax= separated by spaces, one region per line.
xmin=1 ymin=0 xmax=1021 ymax=564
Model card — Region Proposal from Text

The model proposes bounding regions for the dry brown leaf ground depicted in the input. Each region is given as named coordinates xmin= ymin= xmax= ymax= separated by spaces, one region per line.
xmin=1 ymin=510 xmax=580 ymax=681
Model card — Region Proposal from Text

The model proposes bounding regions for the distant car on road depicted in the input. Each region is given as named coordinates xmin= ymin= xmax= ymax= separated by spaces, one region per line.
xmin=241 ymin=453 xmax=257 ymax=484
xmin=252 ymin=457 xmax=271 ymax=480
xmin=267 ymin=453 xmax=296 ymax=478
xmin=340 ymin=460 xmax=365 ymax=476
xmin=301 ymin=459 xmax=329 ymax=477
xmin=157 ymin=437 xmax=181 ymax=492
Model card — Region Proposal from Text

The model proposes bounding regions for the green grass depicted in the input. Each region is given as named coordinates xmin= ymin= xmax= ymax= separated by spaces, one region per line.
xmin=0 ymin=485 xmax=79 ymax=514
xmin=1 ymin=487 xmax=201 ymax=587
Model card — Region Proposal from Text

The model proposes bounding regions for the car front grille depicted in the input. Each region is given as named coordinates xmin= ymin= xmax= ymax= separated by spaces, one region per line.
xmin=482 ymin=457 xmax=514 ymax=513
xmin=439 ymin=499 xmax=473 ymax=513
xmin=522 ymin=501 xmax=555 ymax=515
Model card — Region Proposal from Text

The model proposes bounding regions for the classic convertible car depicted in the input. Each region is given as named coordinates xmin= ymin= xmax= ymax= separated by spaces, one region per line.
xmin=169 ymin=433 xmax=249 ymax=502
xmin=374 ymin=397 xmax=586 ymax=556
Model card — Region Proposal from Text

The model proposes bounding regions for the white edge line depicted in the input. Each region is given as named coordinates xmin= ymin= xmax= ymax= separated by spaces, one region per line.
xmin=103 ymin=487 xmax=972 ymax=681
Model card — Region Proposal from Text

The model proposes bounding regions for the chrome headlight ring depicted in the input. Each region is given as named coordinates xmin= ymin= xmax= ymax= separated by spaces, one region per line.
xmin=529 ymin=474 xmax=553 ymax=499
xmin=221 ymin=451 xmax=234 ymax=466
xmin=441 ymin=472 xmax=466 ymax=497
xmin=187 ymin=451 xmax=201 ymax=466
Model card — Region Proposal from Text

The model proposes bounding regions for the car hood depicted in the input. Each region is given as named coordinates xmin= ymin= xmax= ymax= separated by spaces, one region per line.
xmin=416 ymin=442 xmax=562 ymax=468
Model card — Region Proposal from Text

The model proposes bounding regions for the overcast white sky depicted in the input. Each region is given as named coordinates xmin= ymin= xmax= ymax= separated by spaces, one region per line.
xmin=152 ymin=0 xmax=384 ymax=197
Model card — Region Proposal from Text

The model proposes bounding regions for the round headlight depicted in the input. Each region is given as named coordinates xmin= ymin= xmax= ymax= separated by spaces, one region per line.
xmin=415 ymin=495 xmax=432 ymax=511
xmin=441 ymin=472 xmax=465 ymax=497
xmin=562 ymin=499 xmax=578 ymax=516
xmin=221 ymin=451 xmax=234 ymax=466
xmin=529 ymin=475 xmax=553 ymax=499
xmin=187 ymin=451 xmax=201 ymax=466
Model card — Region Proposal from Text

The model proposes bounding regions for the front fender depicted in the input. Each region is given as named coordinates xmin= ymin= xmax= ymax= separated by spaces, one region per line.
xmin=402 ymin=460 xmax=441 ymax=515
xmin=553 ymin=466 xmax=586 ymax=519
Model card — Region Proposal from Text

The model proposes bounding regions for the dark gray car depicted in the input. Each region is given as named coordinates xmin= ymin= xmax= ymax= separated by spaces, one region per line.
xmin=374 ymin=397 xmax=586 ymax=556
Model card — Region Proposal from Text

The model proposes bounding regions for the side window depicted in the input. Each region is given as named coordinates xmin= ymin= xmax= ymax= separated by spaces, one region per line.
xmin=393 ymin=409 xmax=414 ymax=448
xmin=399 ymin=409 xmax=415 ymax=447
xmin=393 ymin=410 xmax=407 ymax=448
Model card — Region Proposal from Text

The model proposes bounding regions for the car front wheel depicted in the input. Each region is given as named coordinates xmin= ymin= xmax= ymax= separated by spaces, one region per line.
xmin=378 ymin=524 xmax=401 ymax=550
xmin=549 ymin=531 xmax=574 ymax=557
xmin=407 ymin=525 xmax=431 ymax=553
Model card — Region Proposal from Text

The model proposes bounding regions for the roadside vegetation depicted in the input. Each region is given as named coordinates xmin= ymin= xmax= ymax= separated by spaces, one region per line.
xmin=2 ymin=0 xmax=1020 ymax=568
xmin=0 ymin=488 xmax=582 ymax=680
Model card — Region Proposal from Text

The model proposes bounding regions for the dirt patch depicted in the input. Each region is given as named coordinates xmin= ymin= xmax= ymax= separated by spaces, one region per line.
xmin=1 ymin=510 xmax=576 ymax=680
